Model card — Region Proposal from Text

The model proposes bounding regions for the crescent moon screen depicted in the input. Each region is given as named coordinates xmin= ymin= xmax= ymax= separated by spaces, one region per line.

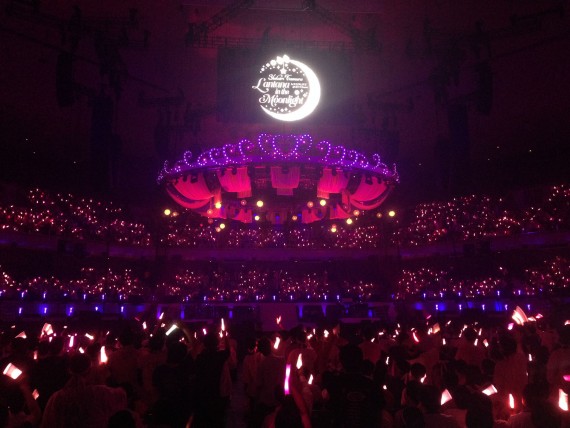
xmin=217 ymin=48 xmax=352 ymax=124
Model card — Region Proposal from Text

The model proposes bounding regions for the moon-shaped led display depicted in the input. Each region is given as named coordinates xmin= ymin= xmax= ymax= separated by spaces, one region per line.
xmin=252 ymin=55 xmax=321 ymax=122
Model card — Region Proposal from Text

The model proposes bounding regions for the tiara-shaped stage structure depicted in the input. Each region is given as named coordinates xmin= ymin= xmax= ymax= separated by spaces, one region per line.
xmin=159 ymin=134 xmax=398 ymax=225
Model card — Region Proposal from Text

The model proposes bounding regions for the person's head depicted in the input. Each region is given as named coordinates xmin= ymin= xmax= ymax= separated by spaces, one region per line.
xmin=108 ymin=409 xmax=136 ymax=428
xmin=362 ymin=359 xmax=374 ymax=378
xmin=498 ymin=332 xmax=518 ymax=357
xmin=418 ymin=385 xmax=441 ymax=414
xmin=466 ymin=397 xmax=494 ymax=428
xmin=37 ymin=340 xmax=51 ymax=358
xmin=257 ymin=336 xmax=272 ymax=356
xmin=148 ymin=332 xmax=165 ymax=352
xmin=558 ymin=325 xmax=570 ymax=346
xmin=463 ymin=327 xmax=477 ymax=344
xmin=402 ymin=406 xmax=425 ymax=428
xmin=245 ymin=336 xmax=257 ymax=353
xmin=404 ymin=380 xmax=423 ymax=406
xmin=289 ymin=326 xmax=306 ymax=345
xmin=49 ymin=336 xmax=64 ymax=356
xmin=202 ymin=332 xmax=219 ymax=352
xmin=530 ymin=401 xmax=562 ymax=428
xmin=69 ymin=353 xmax=91 ymax=376
xmin=410 ymin=363 xmax=426 ymax=381
xmin=274 ymin=395 xmax=303 ymax=428
xmin=361 ymin=324 xmax=376 ymax=341
xmin=86 ymin=342 xmax=102 ymax=361
xmin=339 ymin=344 xmax=363 ymax=373
xmin=522 ymin=382 xmax=549 ymax=409
xmin=166 ymin=342 xmax=187 ymax=365
xmin=118 ymin=328 xmax=135 ymax=347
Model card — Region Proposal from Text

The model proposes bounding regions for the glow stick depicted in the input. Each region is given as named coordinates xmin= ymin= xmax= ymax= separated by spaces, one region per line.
xmin=528 ymin=354 xmax=532 ymax=362
xmin=284 ymin=364 xmax=291 ymax=395
xmin=512 ymin=306 xmax=528 ymax=325
xmin=16 ymin=331 xmax=26 ymax=339
xmin=68 ymin=336 xmax=74 ymax=348
xmin=509 ymin=394 xmax=515 ymax=409
xmin=483 ymin=339 xmax=489 ymax=347
xmin=324 ymin=330 xmax=329 ymax=338
xmin=308 ymin=374 xmax=313 ymax=385
xmin=559 ymin=389 xmax=569 ymax=411
xmin=78 ymin=347 xmax=85 ymax=354
xmin=481 ymin=385 xmax=497 ymax=396
xmin=202 ymin=328 xmax=207 ymax=335
xmin=441 ymin=389 xmax=452 ymax=405
xmin=221 ymin=318 xmax=225 ymax=331
xmin=32 ymin=389 xmax=39 ymax=400
xmin=296 ymin=353 xmax=303 ymax=370
xmin=274 ymin=337 xmax=281 ymax=349
xmin=507 ymin=323 xmax=514 ymax=330
xmin=159 ymin=312 xmax=164 ymax=320
xmin=41 ymin=323 xmax=53 ymax=337
xmin=474 ymin=339 xmax=478 ymax=347
xmin=276 ymin=316 xmax=281 ymax=325
xmin=421 ymin=374 xmax=427 ymax=384
xmin=412 ymin=331 xmax=420 ymax=343
xmin=442 ymin=338 xmax=446 ymax=345
xmin=142 ymin=322 xmax=147 ymax=330
xmin=535 ymin=313 xmax=543 ymax=319
xmin=100 ymin=346 xmax=108 ymax=364
xmin=385 ymin=356 xmax=390 ymax=365
xmin=432 ymin=322 xmax=441 ymax=334
xmin=3 ymin=363 xmax=22 ymax=379
xmin=85 ymin=333 xmax=94 ymax=340
xmin=33 ymin=350 xmax=37 ymax=360
xmin=166 ymin=324 xmax=178 ymax=336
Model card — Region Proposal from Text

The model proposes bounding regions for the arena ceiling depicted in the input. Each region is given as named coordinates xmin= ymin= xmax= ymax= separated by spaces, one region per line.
xmin=1 ymin=0 xmax=569 ymax=205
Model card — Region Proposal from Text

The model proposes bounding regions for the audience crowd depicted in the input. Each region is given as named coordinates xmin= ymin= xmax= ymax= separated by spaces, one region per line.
xmin=0 ymin=184 xmax=568 ymax=250
xmin=0 ymin=308 xmax=569 ymax=427
xmin=0 ymin=254 xmax=567 ymax=303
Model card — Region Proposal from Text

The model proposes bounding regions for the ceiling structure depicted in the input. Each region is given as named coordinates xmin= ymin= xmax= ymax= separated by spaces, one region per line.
xmin=1 ymin=0 xmax=569 ymax=207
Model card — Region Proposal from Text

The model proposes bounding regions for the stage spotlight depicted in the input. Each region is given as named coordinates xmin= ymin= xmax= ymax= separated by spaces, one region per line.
xmin=219 ymin=223 xmax=226 ymax=229
xmin=215 ymin=202 xmax=222 ymax=209
xmin=388 ymin=210 xmax=396 ymax=218
xmin=256 ymin=200 xmax=264 ymax=208
xmin=163 ymin=208 xmax=171 ymax=216
xmin=319 ymin=199 xmax=327 ymax=206
xmin=307 ymin=201 xmax=314 ymax=208
xmin=346 ymin=218 xmax=353 ymax=225
xmin=330 ymin=224 xmax=337 ymax=233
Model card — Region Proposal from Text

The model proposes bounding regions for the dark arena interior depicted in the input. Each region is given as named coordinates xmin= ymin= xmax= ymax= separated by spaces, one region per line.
xmin=0 ymin=0 xmax=569 ymax=427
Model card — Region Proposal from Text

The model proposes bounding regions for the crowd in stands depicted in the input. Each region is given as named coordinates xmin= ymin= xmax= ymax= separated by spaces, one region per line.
xmin=0 ymin=184 xmax=569 ymax=250
xmin=0 ymin=255 xmax=567 ymax=303
xmin=0 ymin=305 xmax=569 ymax=427
xmin=0 ymin=189 xmax=152 ymax=246
xmin=394 ymin=256 xmax=570 ymax=300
